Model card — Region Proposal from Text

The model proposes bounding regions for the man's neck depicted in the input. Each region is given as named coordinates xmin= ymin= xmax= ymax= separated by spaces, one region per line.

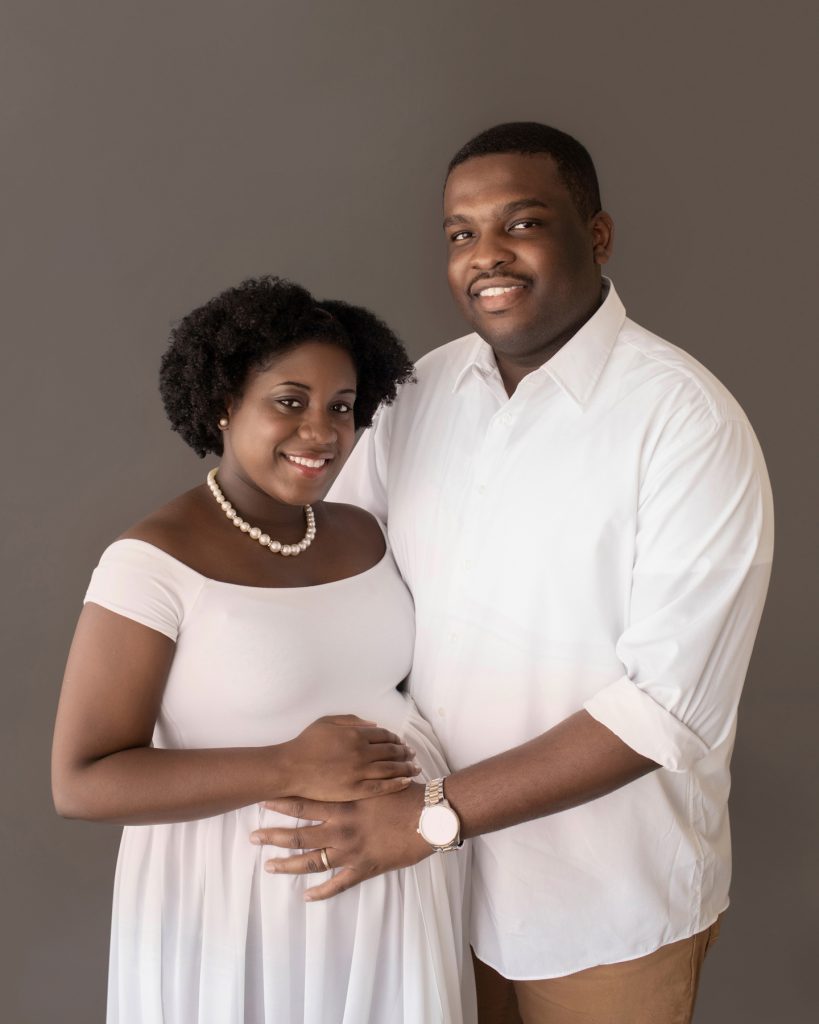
xmin=493 ymin=282 xmax=607 ymax=397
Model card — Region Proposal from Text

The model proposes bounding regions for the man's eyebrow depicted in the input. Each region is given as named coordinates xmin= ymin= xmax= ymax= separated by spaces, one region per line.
xmin=501 ymin=198 xmax=550 ymax=216
xmin=443 ymin=198 xmax=550 ymax=230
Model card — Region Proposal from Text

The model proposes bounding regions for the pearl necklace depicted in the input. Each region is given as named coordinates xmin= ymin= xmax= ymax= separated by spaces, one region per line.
xmin=206 ymin=467 xmax=316 ymax=557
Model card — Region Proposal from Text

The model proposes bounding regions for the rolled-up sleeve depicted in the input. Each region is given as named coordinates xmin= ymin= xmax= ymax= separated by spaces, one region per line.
xmin=584 ymin=406 xmax=774 ymax=771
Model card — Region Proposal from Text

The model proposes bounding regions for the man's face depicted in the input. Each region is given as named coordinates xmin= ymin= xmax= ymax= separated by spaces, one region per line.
xmin=443 ymin=153 xmax=613 ymax=384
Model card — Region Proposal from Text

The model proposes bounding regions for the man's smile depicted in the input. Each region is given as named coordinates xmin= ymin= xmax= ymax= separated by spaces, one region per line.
xmin=469 ymin=276 xmax=530 ymax=313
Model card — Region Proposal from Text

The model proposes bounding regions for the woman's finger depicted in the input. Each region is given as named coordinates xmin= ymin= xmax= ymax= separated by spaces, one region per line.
xmin=358 ymin=727 xmax=404 ymax=746
xmin=353 ymin=776 xmax=414 ymax=798
xmin=262 ymin=798 xmax=330 ymax=820
xmin=364 ymin=760 xmax=421 ymax=780
xmin=367 ymin=741 xmax=415 ymax=762
xmin=320 ymin=715 xmax=377 ymax=726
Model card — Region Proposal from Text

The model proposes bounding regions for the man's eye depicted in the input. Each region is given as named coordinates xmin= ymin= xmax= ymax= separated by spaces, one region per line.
xmin=450 ymin=230 xmax=473 ymax=243
xmin=510 ymin=220 xmax=540 ymax=231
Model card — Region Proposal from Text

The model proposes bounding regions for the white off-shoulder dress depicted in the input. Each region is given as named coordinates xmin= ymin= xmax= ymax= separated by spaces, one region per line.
xmin=85 ymin=538 xmax=474 ymax=1024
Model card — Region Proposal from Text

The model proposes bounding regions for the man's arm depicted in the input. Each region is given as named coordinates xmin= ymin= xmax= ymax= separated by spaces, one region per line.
xmin=445 ymin=709 xmax=656 ymax=837
xmin=254 ymin=711 xmax=655 ymax=899
xmin=254 ymin=408 xmax=773 ymax=899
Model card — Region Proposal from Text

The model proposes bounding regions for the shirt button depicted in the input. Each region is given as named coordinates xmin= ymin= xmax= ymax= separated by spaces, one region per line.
xmin=437 ymin=707 xmax=446 ymax=718
xmin=477 ymin=484 xmax=487 ymax=494
xmin=448 ymin=632 xmax=458 ymax=643
xmin=463 ymin=559 xmax=474 ymax=570
xmin=499 ymin=413 xmax=513 ymax=426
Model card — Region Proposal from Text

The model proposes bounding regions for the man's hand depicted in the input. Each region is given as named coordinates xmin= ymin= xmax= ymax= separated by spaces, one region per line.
xmin=251 ymin=781 xmax=431 ymax=901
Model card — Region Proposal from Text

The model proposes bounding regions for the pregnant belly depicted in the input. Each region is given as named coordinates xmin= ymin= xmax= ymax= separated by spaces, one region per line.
xmin=255 ymin=692 xmax=451 ymax=843
xmin=155 ymin=684 xmax=426 ymax=750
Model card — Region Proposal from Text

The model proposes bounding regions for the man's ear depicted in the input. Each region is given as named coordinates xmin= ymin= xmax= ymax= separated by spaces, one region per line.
xmin=590 ymin=211 xmax=614 ymax=266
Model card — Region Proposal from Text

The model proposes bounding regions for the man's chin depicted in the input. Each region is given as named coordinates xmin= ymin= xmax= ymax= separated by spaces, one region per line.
xmin=473 ymin=317 xmax=530 ymax=351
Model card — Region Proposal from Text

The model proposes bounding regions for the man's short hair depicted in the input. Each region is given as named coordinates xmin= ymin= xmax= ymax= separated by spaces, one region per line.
xmin=447 ymin=122 xmax=602 ymax=220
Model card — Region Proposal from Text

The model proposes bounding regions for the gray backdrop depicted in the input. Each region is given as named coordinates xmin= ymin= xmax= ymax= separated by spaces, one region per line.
xmin=2 ymin=2 xmax=816 ymax=1021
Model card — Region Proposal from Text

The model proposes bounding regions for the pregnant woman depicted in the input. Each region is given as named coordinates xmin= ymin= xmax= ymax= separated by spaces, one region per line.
xmin=51 ymin=277 xmax=473 ymax=1023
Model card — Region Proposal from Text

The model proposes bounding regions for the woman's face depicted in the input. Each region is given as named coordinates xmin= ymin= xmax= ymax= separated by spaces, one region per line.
xmin=221 ymin=340 xmax=358 ymax=508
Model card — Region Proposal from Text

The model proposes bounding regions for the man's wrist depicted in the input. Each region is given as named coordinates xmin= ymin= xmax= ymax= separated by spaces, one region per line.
xmin=417 ymin=776 xmax=463 ymax=852
xmin=402 ymin=781 xmax=434 ymax=860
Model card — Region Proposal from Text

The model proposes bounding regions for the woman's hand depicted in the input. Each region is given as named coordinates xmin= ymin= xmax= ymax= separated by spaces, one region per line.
xmin=53 ymin=603 xmax=418 ymax=823
xmin=280 ymin=715 xmax=420 ymax=802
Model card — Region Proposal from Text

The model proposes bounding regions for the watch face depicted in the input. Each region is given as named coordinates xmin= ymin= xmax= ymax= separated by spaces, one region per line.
xmin=420 ymin=804 xmax=459 ymax=846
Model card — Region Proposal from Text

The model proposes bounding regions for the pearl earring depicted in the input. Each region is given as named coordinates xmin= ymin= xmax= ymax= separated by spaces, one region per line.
xmin=218 ymin=417 xmax=229 ymax=429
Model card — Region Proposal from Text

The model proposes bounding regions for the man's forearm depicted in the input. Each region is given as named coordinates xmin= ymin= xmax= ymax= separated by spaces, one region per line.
xmin=256 ymin=709 xmax=659 ymax=901
xmin=445 ymin=710 xmax=658 ymax=840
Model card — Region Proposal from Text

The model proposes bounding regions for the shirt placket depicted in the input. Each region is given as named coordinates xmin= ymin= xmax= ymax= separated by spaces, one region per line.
xmin=431 ymin=372 xmax=517 ymax=727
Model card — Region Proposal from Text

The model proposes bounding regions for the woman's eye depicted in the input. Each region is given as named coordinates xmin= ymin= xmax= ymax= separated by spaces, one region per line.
xmin=277 ymin=398 xmax=303 ymax=409
xmin=333 ymin=402 xmax=354 ymax=414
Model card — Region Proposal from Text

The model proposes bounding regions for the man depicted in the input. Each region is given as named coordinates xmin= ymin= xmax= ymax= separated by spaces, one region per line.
xmin=260 ymin=123 xmax=774 ymax=1023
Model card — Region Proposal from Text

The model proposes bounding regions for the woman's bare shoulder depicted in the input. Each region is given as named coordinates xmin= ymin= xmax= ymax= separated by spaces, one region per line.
xmin=321 ymin=501 xmax=386 ymax=561
xmin=117 ymin=487 xmax=210 ymax=562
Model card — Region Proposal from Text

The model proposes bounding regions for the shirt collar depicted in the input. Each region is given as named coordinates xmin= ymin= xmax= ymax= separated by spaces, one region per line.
xmin=452 ymin=278 xmax=626 ymax=407
xmin=452 ymin=335 xmax=499 ymax=393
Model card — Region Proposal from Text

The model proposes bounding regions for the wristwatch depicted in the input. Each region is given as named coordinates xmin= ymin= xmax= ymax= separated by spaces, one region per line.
xmin=417 ymin=777 xmax=462 ymax=852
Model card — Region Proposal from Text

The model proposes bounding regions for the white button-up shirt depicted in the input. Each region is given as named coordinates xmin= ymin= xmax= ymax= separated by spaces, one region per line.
xmin=331 ymin=281 xmax=774 ymax=979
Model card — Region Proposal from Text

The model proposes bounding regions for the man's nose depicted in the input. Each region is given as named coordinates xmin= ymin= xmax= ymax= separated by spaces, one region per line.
xmin=470 ymin=230 xmax=515 ymax=271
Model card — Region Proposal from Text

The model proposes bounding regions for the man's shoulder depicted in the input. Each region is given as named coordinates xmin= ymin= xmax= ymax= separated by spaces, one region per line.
xmin=382 ymin=332 xmax=481 ymax=419
xmin=412 ymin=332 xmax=481 ymax=382
xmin=616 ymin=317 xmax=749 ymax=428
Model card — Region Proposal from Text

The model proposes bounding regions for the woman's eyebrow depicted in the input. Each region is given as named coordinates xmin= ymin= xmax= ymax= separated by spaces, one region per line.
xmin=272 ymin=381 xmax=357 ymax=395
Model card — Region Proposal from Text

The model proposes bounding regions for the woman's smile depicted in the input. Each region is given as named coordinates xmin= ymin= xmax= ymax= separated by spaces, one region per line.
xmin=282 ymin=451 xmax=335 ymax=478
xmin=218 ymin=340 xmax=358 ymax=515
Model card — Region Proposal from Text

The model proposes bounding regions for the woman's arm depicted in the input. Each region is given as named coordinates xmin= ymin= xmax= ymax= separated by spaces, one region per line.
xmin=52 ymin=603 xmax=417 ymax=825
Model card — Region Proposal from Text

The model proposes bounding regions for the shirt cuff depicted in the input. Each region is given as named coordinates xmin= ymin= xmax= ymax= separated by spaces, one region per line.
xmin=583 ymin=676 xmax=710 ymax=772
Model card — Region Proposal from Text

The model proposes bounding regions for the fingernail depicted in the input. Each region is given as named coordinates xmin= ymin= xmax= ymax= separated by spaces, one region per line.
xmin=412 ymin=762 xmax=421 ymax=772
xmin=303 ymin=893 xmax=314 ymax=902
xmin=400 ymin=777 xmax=412 ymax=786
xmin=265 ymin=861 xmax=279 ymax=873
xmin=250 ymin=832 xmax=262 ymax=844
xmin=407 ymin=747 xmax=417 ymax=757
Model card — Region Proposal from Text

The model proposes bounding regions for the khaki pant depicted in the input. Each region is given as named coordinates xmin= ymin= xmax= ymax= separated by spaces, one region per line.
xmin=473 ymin=917 xmax=722 ymax=1024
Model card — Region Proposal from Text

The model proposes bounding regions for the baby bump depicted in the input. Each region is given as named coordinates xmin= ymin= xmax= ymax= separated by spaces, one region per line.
xmin=346 ymin=690 xmax=451 ymax=781
xmin=251 ymin=694 xmax=452 ymax=845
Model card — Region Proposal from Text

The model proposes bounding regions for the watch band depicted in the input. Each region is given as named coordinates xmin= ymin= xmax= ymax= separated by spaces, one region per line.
xmin=424 ymin=777 xmax=447 ymax=808
xmin=419 ymin=776 xmax=462 ymax=852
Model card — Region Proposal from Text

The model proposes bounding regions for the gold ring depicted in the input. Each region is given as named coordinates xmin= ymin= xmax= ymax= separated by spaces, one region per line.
xmin=320 ymin=848 xmax=331 ymax=871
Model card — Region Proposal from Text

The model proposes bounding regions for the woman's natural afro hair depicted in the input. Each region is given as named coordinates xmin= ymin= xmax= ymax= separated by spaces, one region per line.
xmin=159 ymin=276 xmax=415 ymax=457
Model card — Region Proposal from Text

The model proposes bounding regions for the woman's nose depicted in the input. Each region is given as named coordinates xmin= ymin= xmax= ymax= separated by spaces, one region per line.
xmin=298 ymin=410 xmax=336 ymax=443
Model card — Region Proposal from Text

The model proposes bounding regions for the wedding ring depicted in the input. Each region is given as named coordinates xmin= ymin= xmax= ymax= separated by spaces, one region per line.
xmin=320 ymin=848 xmax=331 ymax=871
